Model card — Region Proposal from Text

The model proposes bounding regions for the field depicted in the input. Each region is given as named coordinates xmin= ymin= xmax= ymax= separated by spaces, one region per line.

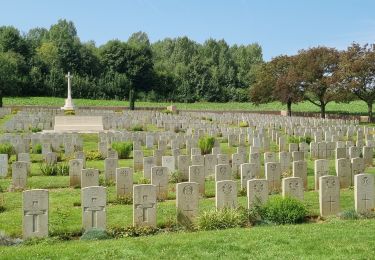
xmin=0 ymin=102 xmax=374 ymax=259
xmin=3 ymin=97 xmax=368 ymax=114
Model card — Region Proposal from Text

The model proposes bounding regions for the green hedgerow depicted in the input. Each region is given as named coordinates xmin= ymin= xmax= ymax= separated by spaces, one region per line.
xmin=198 ymin=136 xmax=216 ymax=155
xmin=197 ymin=208 xmax=248 ymax=231
xmin=239 ymin=121 xmax=249 ymax=127
xmin=261 ymin=196 xmax=307 ymax=225
xmin=111 ymin=142 xmax=133 ymax=159
xmin=0 ymin=144 xmax=15 ymax=158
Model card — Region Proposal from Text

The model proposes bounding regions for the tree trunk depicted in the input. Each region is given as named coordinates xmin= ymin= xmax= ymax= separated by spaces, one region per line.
xmin=287 ymin=100 xmax=292 ymax=117
xmin=129 ymin=88 xmax=135 ymax=111
xmin=367 ymin=102 xmax=373 ymax=123
xmin=320 ymin=103 xmax=326 ymax=119
xmin=0 ymin=90 xmax=3 ymax=108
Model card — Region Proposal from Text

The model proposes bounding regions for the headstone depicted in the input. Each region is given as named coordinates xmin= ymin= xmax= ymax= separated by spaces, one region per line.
xmin=178 ymin=155 xmax=190 ymax=180
xmin=133 ymin=184 xmax=157 ymax=227
xmin=44 ymin=152 xmax=57 ymax=166
xmin=81 ymin=186 xmax=106 ymax=231
xmin=282 ymin=177 xmax=304 ymax=201
xmin=335 ymin=147 xmax=346 ymax=160
xmin=153 ymin=149 xmax=163 ymax=166
xmin=0 ymin=154 xmax=8 ymax=177
xmin=335 ymin=158 xmax=351 ymax=188
xmin=12 ymin=161 xmax=28 ymax=189
xmin=247 ymin=179 xmax=268 ymax=208
xmin=351 ymin=157 xmax=365 ymax=184
xmin=314 ymin=159 xmax=329 ymax=190
xmin=292 ymin=151 xmax=304 ymax=162
xmin=240 ymin=163 xmax=256 ymax=190
xmin=146 ymin=135 xmax=154 ymax=149
xmin=151 ymin=166 xmax=169 ymax=200
xmin=215 ymin=164 xmax=232 ymax=182
xmin=204 ymin=154 xmax=217 ymax=177
xmin=23 ymin=189 xmax=48 ymax=239
xmin=216 ymin=180 xmax=237 ymax=209
xmin=176 ymin=182 xmax=199 ymax=226
xmin=354 ymin=173 xmax=374 ymax=214
xmin=98 ymin=142 xmax=107 ymax=157
xmin=116 ymin=167 xmax=133 ymax=198
xmin=279 ymin=151 xmax=291 ymax=173
xmin=232 ymin=153 xmax=245 ymax=175
xmin=69 ymin=159 xmax=83 ymax=187
xmin=133 ymin=150 xmax=144 ymax=171
xmin=292 ymin=160 xmax=308 ymax=190
xmin=162 ymin=156 xmax=175 ymax=173
xmin=265 ymin=162 xmax=281 ymax=192
xmin=107 ymin=149 xmax=118 ymax=159
xmin=362 ymin=146 xmax=373 ymax=166
xmin=81 ymin=168 xmax=99 ymax=188
xmin=319 ymin=175 xmax=340 ymax=217
xmin=189 ymin=165 xmax=205 ymax=195
xmin=264 ymin=152 xmax=277 ymax=164
xmin=104 ymin=158 xmax=118 ymax=182
xmin=143 ymin=156 xmax=156 ymax=179
xmin=75 ymin=151 xmax=86 ymax=168
xmin=191 ymin=154 xmax=204 ymax=166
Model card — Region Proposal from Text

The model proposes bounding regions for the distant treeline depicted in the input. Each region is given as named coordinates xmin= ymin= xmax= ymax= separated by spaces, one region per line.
xmin=0 ymin=19 xmax=263 ymax=106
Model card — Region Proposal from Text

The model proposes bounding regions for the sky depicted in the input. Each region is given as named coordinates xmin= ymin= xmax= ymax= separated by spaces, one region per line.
xmin=1 ymin=0 xmax=375 ymax=60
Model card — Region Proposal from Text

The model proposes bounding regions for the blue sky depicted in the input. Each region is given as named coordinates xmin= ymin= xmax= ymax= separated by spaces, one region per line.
xmin=1 ymin=0 xmax=375 ymax=60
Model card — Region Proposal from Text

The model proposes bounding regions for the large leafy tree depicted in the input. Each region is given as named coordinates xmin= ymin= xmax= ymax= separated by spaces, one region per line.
xmin=297 ymin=47 xmax=342 ymax=118
xmin=251 ymin=55 xmax=303 ymax=116
xmin=339 ymin=43 xmax=375 ymax=121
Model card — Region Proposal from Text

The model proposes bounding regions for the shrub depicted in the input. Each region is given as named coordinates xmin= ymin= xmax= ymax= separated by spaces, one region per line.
xmin=130 ymin=125 xmax=144 ymax=131
xmin=85 ymin=151 xmax=104 ymax=161
xmin=339 ymin=209 xmax=359 ymax=220
xmin=33 ymin=144 xmax=42 ymax=154
xmin=138 ymin=177 xmax=151 ymax=184
xmin=197 ymin=208 xmax=248 ymax=231
xmin=161 ymin=109 xmax=173 ymax=115
xmin=288 ymin=136 xmax=300 ymax=144
xmin=112 ymin=142 xmax=133 ymax=159
xmin=40 ymin=163 xmax=69 ymax=176
xmin=110 ymin=195 xmax=133 ymax=205
xmin=64 ymin=110 xmax=75 ymax=116
xmin=30 ymin=127 xmax=42 ymax=133
xmin=198 ymin=136 xmax=216 ymax=155
xmin=0 ymin=144 xmax=15 ymax=157
xmin=239 ymin=121 xmax=249 ymax=127
xmin=109 ymin=226 xmax=158 ymax=238
xmin=300 ymin=136 xmax=312 ymax=144
xmin=80 ymin=229 xmax=110 ymax=240
xmin=169 ymin=171 xmax=181 ymax=183
xmin=261 ymin=197 xmax=307 ymax=224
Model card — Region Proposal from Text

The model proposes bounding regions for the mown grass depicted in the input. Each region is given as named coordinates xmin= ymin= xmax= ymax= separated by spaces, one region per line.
xmin=1 ymin=220 xmax=375 ymax=259
xmin=3 ymin=97 xmax=370 ymax=114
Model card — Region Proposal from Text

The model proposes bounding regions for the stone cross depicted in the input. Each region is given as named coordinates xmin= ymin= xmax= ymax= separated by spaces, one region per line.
xmin=61 ymin=72 xmax=75 ymax=110
xmin=23 ymin=189 xmax=48 ymax=239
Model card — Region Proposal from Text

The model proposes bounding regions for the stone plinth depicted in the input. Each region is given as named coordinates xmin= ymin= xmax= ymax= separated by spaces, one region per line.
xmin=53 ymin=116 xmax=104 ymax=132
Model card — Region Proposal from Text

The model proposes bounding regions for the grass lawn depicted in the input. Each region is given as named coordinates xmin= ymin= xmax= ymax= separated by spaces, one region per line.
xmin=3 ymin=97 xmax=369 ymax=115
xmin=1 ymin=220 xmax=374 ymax=259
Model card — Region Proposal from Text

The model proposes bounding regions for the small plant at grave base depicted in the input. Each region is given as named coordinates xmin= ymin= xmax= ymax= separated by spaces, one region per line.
xmin=11 ymin=108 xmax=19 ymax=115
xmin=161 ymin=109 xmax=173 ymax=115
xmin=288 ymin=136 xmax=300 ymax=144
xmin=217 ymin=132 xmax=223 ymax=138
xmin=57 ymin=163 xmax=69 ymax=176
xmin=85 ymin=151 xmax=104 ymax=161
xmin=0 ymin=232 xmax=23 ymax=246
xmin=0 ymin=144 xmax=15 ymax=158
xmin=169 ymin=171 xmax=181 ymax=183
xmin=197 ymin=208 xmax=249 ymax=231
xmin=339 ymin=209 xmax=359 ymax=220
xmin=110 ymin=195 xmax=133 ymax=205
xmin=64 ymin=110 xmax=75 ymax=116
xmin=33 ymin=144 xmax=42 ymax=154
xmin=138 ymin=177 xmax=151 ymax=184
xmin=109 ymin=226 xmax=159 ymax=238
xmin=40 ymin=163 xmax=58 ymax=176
xmin=239 ymin=121 xmax=249 ymax=127
xmin=198 ymin=136 xmax=216 ymax=155
xmin=111 ymin=142 xmax=133 ymax=159
xmin=30 ymin=127 xmax=42 ymax=133
xmin=219 ymin=137 xmax=228 ymax=143
xmin=80 ymin=228 xmax=111 ymax=241
xmin=130 ymin=125 xmax=144 ymax=131
xmin=299 ymin=136 xmax=312 ymax=144
xmin=261 ymin=196 xmax=307 ymax=225
xmin=238 ymin=188 xmax=247 ymax=197
xmin=73 ymin=201 xmax=81 ymax=207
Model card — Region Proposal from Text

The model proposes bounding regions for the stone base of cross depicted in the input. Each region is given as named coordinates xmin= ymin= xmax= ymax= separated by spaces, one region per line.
xmin=61 ymin=97 xmax=75 ymax=111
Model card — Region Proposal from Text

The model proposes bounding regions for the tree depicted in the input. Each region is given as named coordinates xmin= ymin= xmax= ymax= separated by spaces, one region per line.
xmin=297 ymin=47 xmax=342 ymax=118
xmin=0 ymin=52 xmax=26 ymax=106
xmin=339 ymin=43 xmax=375 ymax=122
